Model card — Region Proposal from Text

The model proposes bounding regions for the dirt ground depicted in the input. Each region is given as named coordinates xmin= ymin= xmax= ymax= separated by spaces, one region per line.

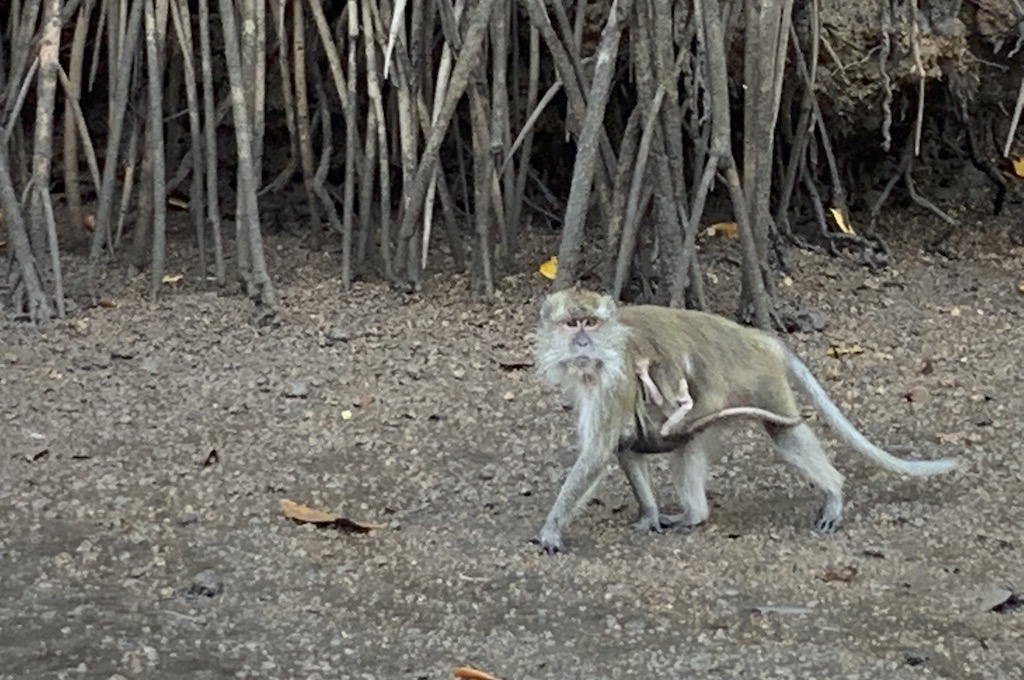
xmin=1 ymin=214 xmax=1023 ymax=680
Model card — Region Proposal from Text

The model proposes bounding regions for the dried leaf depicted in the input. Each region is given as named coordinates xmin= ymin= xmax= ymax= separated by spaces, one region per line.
xmin=1016 ymin=278 xmax=1024 ymax=295
xmin=162 ymin=273 xmax=184 ymax=284
xmin=496 ymin=356 xmax=533 ymax=371
xmin=167 ymin=196 xmax=189 ymax=210
xmin=279 ymin=499 xmax=386 ymax=533
xmin=751 ymin=604 xmax=813 ymax=616
xmin=453 ymin=667 xmax=501 ymax=680
xmin=822 ymin=565 xmax=859 ymax=583
xmin=826 ymin=343 xmax=864 ymax=358
xmin=96 ymin=299 xmax=117 ymax=308
xmin=706 ymin=221 xmax=738 ymax=238
xmin=1012 ymin=156 xmax=1024 ymax=177
xmin=538 ymin=256 xmax=558 ymax=280
xmin=341 ymin=409 xmax=354 ymax=420
xmin=280 ymin=499 xmax=339 ymax=524
xmin=781 ymin=275 xmax=794 ymax=287
xmin=829 ymin=207 xmax=856 ymax=235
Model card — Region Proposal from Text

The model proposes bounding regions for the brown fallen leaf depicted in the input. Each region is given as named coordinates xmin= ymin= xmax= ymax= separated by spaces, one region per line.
xmin=96 ymin=298 xmax=117 ymax=308
xmin=822 ymin=565 xmax=859 ymax=583
xmin=279 ymin=498 xmax=385 ymax=533
xmin=496 ymin=356 xmax=533 ymax=371
xmin=453 ymin=667 xmax=500 ymax=680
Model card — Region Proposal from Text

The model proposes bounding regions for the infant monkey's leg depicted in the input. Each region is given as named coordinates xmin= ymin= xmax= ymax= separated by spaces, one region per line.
xmin=659 ymin=378 xmax=695 ymax=437
xmin=635 ymin=360 xmax=697 ymax=436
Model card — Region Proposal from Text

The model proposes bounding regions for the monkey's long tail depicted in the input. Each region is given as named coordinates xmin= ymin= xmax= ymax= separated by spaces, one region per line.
xmin=786 ymin=353 xmax=958 ymax=476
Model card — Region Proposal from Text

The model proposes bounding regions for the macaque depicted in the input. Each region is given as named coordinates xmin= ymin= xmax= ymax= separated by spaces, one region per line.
xmin=533 ymin=287 xmax=958 ymax=554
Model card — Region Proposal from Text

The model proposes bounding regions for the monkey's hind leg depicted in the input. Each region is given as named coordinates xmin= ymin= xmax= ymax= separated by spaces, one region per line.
xmin=769 ymin=423 xmax=845 ymax=533
xmin=663 ymin=443 xmax=712 ymax=528
xmin=618 ymin=450 xmax=677 ymax=533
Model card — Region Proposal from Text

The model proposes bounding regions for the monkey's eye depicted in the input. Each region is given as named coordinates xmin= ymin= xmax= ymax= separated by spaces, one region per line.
xmin=581 ymin=317 xmax=599 ymax=328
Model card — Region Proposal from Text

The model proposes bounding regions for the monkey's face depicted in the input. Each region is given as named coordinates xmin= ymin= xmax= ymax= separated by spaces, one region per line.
xmin=536 ymin=289 xmax=627 ymax=389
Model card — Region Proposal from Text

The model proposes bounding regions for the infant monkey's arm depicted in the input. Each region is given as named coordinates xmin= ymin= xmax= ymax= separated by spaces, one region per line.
xmin=635 ymin=358 xmax=694 ymax=436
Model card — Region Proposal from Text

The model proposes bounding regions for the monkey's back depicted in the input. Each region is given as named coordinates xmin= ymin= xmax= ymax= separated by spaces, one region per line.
xmin=619 ymin=305 xmax=799 ymax=417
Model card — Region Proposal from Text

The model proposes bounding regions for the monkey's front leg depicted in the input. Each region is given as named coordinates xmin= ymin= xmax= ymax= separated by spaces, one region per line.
xmin=534 ymin=444 xmax=614 ymax=554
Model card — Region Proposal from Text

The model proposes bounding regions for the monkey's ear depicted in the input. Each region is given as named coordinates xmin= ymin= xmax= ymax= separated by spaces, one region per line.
xmin=596 ymin=293 xmax=618 ymax=318
xmin=539 ymin=290 xmax=564 ymax=321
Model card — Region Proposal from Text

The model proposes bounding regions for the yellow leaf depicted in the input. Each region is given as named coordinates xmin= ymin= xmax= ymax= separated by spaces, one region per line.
xmin=538 ymin=256 xmax=558 ymax=280
xmin=167 ymin=196 xmax=189 ymax=210
xmin=829 ymin=208 xmax=856 ymax=235
xmin=341 ymin=409 xmax=353 ymax=420
xmin=1012 ymin=157 xmax=1024 ymax=177
xmin=162 ymin=273 xmax=184 ymax=284
xmin=950 ymin=306 xmax=961 ymax=317
xmin=781 ymin=275 xmax=794 ymax=287
xmin=826 ymin=343 xmax=864 ymax=358
xmin=706 ymin=221 xmax=738 ymax=238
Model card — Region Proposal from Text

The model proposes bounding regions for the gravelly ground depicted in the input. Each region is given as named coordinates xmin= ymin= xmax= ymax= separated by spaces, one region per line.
xmin=1 ymin=221 xmax=1023 ymax=680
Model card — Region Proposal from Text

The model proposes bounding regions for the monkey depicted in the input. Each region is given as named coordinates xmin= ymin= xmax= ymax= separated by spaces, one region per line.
xmin=532 ymin=287 xmax=958 ymax=554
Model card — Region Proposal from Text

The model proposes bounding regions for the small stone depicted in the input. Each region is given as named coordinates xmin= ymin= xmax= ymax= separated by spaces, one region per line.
xmin=186 ymin=570 xmax=224 ymax=600
xmin=284 ymin=380 xmax=309 ymax=398
xmin=905 ymin=650 xmax=929 ymax=666
xmin=325 ymin=326 xmax=350 ymax=344
xmin=905 ymin=385 xmax=929 ymax=403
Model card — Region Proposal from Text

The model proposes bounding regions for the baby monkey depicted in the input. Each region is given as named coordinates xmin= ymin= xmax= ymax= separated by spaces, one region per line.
xmin=636 ymin=357 xmax=694 ymax=437
xmin=627 ymin=356 xmax=804 ymax=453
xmin=533 ymin=287 xmax=958 ymax=554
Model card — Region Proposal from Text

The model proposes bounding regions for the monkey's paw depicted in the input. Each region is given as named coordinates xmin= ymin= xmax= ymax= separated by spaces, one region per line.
xmin=631 ymin=512 xmax=681 ymax=533
xmin=531 ymin=528 xmax=566 ymax=554
xmin=813 ymin=502 xmax=843 ymax=534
